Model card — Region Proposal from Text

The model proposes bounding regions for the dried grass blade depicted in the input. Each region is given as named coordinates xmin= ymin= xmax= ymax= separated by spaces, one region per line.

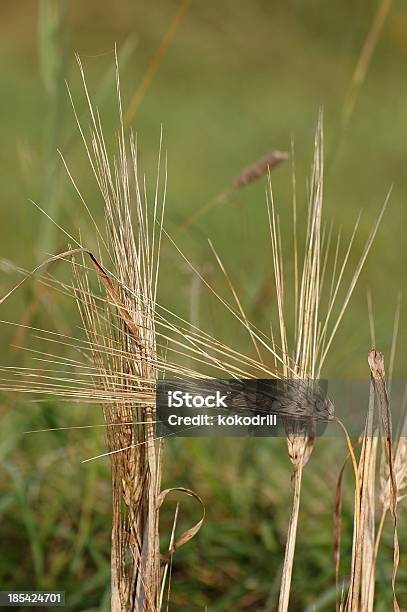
xmin=333 ymin=456 xmax=348 ymax=601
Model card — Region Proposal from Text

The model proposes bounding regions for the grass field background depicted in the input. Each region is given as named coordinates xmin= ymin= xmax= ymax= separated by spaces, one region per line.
xmin=1 ymin=1 xmax=407 ymax=609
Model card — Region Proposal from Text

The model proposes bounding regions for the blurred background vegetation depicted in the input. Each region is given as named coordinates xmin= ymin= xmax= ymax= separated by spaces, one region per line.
xmin=1 ymin=1 xmax=407 ymax=609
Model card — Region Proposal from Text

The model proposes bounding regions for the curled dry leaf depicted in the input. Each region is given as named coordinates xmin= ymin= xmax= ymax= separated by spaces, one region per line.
xmin=157 ymin=486 xmax=205 ymax=561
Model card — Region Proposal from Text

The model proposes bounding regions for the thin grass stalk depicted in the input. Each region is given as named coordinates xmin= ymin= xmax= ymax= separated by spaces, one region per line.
xmin=277 ymin=461 xmax=303 ymax=612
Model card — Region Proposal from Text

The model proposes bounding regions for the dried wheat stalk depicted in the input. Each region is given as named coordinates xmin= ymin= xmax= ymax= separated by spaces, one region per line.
xmin=269 ymin=114 xmax=389 ymax=611
xmin=336 ymin=350 xmax=400 ymax=612
xmin=0 ymin=58 xmax=207 ymax=610
xmin=368 ymin=350 xmax=399 ymax=612
xmin=345 ymin=377 xmax=378 ymax=612
xmin=70 ymin=61 xmax=165 ymax=609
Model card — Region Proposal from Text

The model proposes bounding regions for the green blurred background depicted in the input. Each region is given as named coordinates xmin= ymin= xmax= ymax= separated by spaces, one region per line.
xmin=1 ymin=1 xmax=407 ymax=609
